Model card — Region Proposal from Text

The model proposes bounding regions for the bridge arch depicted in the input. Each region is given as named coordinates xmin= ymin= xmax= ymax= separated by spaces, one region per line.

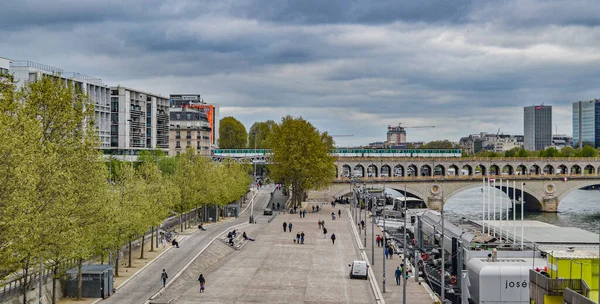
xmin=502 ymin=165 xmax=514 ymax=175
xmin=381 ymin=164 xmax=391 ymax=177
xmin=420 ymin=164 xmax=432 ymax=176
xmin=448 ymin=164 xmax=459 ymax=176
xmin=558 ymin=180 xmax=600 ymax=202
xmin=393 ymin=164 xmax=405 ymax=177
xmin=543 ymin=164 xmax=554 ymax=175
xmin=558 ymin=164 xmax=568 ymax=175
xmin=367 ymin=164 xmax=378 ymax=177
xmin=408 ymin=165 xmax=418 ymax=177
xmin=477 ymin=164 xmax=487 ymax=176
xmin=434 ymin=164 xmax=446 ymax=176
xmin=462 ymin=165 xmax=473 ymax=176
xmin=516 ymin=165 xmax=527 ymax=175
xmin=530 ymin=164 xmax=541 ymax=175
xmin=584 ymin=165 xmax=595 ymax=175
xmin=354 ymin=164 xmax=365 ymax=178
xmin=444 ymin=182 xmax=543 ymax=211
xmin=571 ymin=165 xmax=581 ymax=175
xmin=489 ymin=164 xmax=500 ymax=175
xmin=342 ymin=164 xmax=351 ymax=178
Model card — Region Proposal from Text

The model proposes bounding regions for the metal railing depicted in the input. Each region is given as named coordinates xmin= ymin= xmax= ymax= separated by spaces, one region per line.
xmin=10 ymin=60 xmax=63 ymax=74
xmin=564 ymin=288 xmax=596 ymax=304
xmin=530 ymin=269 xmax=583 ymax=296
xmin=0 ymin=259 xmax=78 ymax=300
xmin=334 ymin=173 xmax=600 ymax=182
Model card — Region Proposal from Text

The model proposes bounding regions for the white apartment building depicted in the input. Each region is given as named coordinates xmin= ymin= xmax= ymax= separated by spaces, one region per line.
xmin=9 ymin=60 xmax=111 ymax=148
xmin=110 ymin=86 xmax=169 ymax=156
xmin=0 ymin=56 xmax=10 ymax=74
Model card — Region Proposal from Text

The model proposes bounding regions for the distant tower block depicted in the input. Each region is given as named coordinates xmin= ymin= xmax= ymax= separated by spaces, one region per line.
xmin=387 ymin=124 xmax=407 ymax=145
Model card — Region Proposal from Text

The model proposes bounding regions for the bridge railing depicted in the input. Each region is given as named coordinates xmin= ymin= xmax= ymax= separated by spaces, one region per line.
xmin=334 ymin=173 xmax=600 ymax=181
xmin=335 ymin=157 xmax=600 ymax=162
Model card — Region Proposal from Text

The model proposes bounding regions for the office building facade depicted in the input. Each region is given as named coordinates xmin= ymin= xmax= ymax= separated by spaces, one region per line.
xmin=524 ymin=105 xmax=552 ymax=151
xmin=572 ymin=99 xmax=600 ymax=148
xmin=170 ymin=94 xmax=220 ymax=147
xmin=387 ymin=124 xmax=407 ymax=145
xmin=110 ymin=87 xmax=169 ymax=156
xmin=9 ymin=60 xmax=112 ymax=148
xmin=168 ymin=107 xmax=212 ymax=156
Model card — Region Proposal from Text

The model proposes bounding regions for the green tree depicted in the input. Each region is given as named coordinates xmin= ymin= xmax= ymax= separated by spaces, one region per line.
xmin=560 ymin=146 xmax=575 ymax=157
xmin=517 ymin=148 xmax=529 ymax=157
xmin=422 ymin=140 xmax=453 ymax=149
xmin=581 ymin=145 xmax=597 ymax=157
xmin=504 ymin=147 xmax=520 ymax=157
xmin=540 ymin=147 xmax=559 ymax=158
xmin=248 ymin=120 xmax=276 ymax=148
xmin=268 ymin=116 xmax=335 ymax=206
xmin=218 ymin=116 xmax=247 ymax=148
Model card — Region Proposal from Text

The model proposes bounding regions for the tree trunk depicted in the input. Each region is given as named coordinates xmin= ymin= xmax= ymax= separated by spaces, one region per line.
xmin=77 ymin=258 xmax=83 ymax=300
xmin=140 ymin=234 xmax=145 ymax=259
xmin=21 ymin=261 xmax=29 ymax=304
xmin=128 ymin=241 xmax=132 ymax=267
xmin=150 ymin=226 xmax=155 ymax=252
xmin=52 ymin=266 xmax=57 ymax=304
xmin=115 ymin=254 xmax=120 ymax=277
xmin=179 ymin=214 xmax=183 ymax=232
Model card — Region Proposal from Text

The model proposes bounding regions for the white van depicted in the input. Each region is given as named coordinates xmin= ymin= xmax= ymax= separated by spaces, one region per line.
xmin=349 ymin=260 xmax=368 ymax=279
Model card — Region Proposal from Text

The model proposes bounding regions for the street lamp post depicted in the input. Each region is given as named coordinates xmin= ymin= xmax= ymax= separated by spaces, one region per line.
xmin=402 ymin=180 xmax=408 ymax=304
xmin=249 ymin=132 xmax=257 ymax=224
xmin=383 ymin=207 xmax=386 ymax=293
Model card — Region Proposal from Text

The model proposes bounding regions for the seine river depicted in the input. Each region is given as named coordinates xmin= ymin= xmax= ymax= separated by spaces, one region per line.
xmin=443 ymin=188 xmax=600 ymax=233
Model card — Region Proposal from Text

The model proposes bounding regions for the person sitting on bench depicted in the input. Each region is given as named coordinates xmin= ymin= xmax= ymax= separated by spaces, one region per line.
xmin=171 ymin=239 xmax=179 ymax=248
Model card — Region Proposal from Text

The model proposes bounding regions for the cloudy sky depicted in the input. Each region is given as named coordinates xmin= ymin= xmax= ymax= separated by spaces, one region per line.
xmin=2 ymin=0 xmax=600 ymax=147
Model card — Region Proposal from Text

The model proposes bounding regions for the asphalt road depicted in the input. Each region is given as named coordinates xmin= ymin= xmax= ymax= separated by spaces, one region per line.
xmin=100 ymin=186 xmax=276 ymax=304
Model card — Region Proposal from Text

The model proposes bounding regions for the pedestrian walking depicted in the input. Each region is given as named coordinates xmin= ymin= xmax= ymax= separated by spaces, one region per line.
xmin=283 ymin=221 xmax=287 ymax=232
xmin=198 ymin=273 xmax=206 ymax=292
xmin=385 ymin=247 xmax=389 ymax=259
xmin=361 ymin=220 xmax=365 ymax=230
xmin=312 ymin=205 xmax=315 ymax=212
xmin=296 ymin=232 xmax=301 ymax=244
xmin=303 ymin=210 xmax=306 ymax=218
xmin=161 ymin=269 xmax=168 ymax=287
xmin=395 ymin=267 xmax=401 ymax=285
xmin=338 ymin=209 xmax=341 ymax=217
xmin=300 ymin=210 xmax=303 ymax=218
xmin=277 ymin=202 xmax=280 ymax=210
xmin=288 ymin=222 xmax=293 ymax=233
xmin=301 ymin=231 xmax=305 ymax=244
xmin=323 ymin=228 xmax=328 ymax=238
xmin=376 ymin=235 xmax=381 ymax=247
xmin=330 ymin=233 xmax=336 ymax=244
xmin=318 ymin=220 xmax=321 ymax=229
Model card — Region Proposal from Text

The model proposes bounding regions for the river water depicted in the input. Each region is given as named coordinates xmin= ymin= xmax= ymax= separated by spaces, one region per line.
xmin=384 ymin=188 xmax=600 ymax=233
xmin=443 ymin=188 xmax=600 ymax=233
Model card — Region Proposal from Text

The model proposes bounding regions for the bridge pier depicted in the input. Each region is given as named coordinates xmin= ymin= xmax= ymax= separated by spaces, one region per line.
xmin=541 ymin=196 xmax=559 ymax=212
xmin=427 ymin=196 xmax=443 ymax=211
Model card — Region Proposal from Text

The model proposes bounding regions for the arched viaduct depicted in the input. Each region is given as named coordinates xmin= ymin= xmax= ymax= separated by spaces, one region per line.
xmin=307 ymin=176 xmax=600 ymax=213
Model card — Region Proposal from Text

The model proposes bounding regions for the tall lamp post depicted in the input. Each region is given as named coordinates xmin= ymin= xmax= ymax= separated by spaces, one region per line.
xmin=249 ymin=132 xmax=257 ymax=224
xmin=402 ymin=180 xmax=408 ymax=304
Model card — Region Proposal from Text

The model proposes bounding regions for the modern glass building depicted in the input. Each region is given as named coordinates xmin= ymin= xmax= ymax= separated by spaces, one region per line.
xmin=572 ymin=99 xmax=600 ymax=148
xmin=524 ymin=105 xmax=552 ymax=151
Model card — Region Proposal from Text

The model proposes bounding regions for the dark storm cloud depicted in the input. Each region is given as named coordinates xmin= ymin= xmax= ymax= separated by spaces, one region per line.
xmin=1 ymin=0 xmax=600 ymax=145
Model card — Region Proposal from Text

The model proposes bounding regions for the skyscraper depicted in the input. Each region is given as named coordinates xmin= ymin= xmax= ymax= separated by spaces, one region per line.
xmin=572 ymin=99 xmax=600 ymax=148
xmin=524 ymin=105 xmax=552 ymax=151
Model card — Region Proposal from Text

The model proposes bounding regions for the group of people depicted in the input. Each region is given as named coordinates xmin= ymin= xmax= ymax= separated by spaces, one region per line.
xmin=295 ymin=231 xmax=305 ymax=244
xmin=330 ymin=210 xmax=341 ymax=220
xmin=161 ymin=269 xmax=207 ymax=293
xmin=317 ymin=219 xmax=336 ymax=244
xmin=298 ymin=209 xmax=307 ymax=218
xmin=311 ymin=205 xmax=320 ymax=212
xmin=394 ymin=263 xmax=410 ymax=285
xmin=282 ymin=221 xmax=293 ymax=233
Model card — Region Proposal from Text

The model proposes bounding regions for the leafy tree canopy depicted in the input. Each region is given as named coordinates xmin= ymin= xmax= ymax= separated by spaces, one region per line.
xmin=268 ymin=116 xmax=335 ymax=206
xmin=248 ymin=120 xmax=276 ymax=148
xmin=218 ymin=116 xmax=247 ymax=148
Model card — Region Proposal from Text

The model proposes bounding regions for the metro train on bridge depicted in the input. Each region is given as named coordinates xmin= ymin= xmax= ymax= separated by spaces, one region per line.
xmin=213 ymin=148 xmax=463 ymax=158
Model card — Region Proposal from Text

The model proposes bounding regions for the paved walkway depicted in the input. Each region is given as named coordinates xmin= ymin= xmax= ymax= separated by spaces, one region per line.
xmin=172 ymin=203 xmax=374 ymax=304
xmin=353 ymin=208 xmax=435 ymax=304
xmin=100 ymin=186 xmax=277 ymax=304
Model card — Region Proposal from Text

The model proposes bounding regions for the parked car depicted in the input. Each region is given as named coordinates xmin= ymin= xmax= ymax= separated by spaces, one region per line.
xmin=263 ymin=208 xmax=273 ymax=215
xmin=349 ymin=260 xmax=368 ymax=280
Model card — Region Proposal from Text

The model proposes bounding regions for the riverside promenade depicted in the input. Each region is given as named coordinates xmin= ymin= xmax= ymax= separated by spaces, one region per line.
xmin=167 ymin=203 xmax=374 ymax=304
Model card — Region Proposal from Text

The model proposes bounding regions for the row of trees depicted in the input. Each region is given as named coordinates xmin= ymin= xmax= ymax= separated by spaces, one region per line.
xmin=475 ymin=145 xmax=599 ymax=158
xmin=0 ymin=75 xmax=250 ymax=304
xmin=218 ymin=115 xmax=336 ymax=206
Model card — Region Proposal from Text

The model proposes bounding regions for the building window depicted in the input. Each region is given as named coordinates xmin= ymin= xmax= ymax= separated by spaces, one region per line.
xmin=187 ymin=141 xmax=191 ymax=147
xmin=176 ymin=113 xmax=181 ymax=120
xmin=176 ymin=131 xmax=181 ymax=139
xmin=176 ymin=141 xmax=181 ymax=148
xmin=186 ymin=131 xmax=191 ymax=139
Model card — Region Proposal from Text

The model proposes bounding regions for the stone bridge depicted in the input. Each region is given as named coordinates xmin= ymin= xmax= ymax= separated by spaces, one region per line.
xmin=334 ymin=157 xmax=600 ymax=178
xmin=307 ymin=175 xmax=600 ymax=213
